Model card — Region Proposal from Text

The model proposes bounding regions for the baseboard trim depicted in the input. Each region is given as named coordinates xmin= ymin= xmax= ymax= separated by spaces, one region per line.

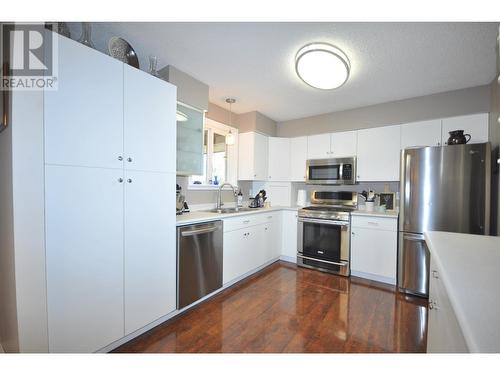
xmin=351 ymin=270 xmax=396 ymax=286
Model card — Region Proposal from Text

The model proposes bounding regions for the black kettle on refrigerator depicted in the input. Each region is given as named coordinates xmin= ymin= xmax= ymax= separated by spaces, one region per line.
xmin=447 ymin=130 xmax=471 ymax=145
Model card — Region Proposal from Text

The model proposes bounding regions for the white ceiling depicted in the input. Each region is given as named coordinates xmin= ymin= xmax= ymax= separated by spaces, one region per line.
xmin=68 ymin=22 xmax=499 ymax=122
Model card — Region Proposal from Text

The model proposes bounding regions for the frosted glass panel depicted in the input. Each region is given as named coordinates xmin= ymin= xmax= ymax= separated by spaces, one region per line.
xmin=176 ymin=103 xmax=204 ymax=175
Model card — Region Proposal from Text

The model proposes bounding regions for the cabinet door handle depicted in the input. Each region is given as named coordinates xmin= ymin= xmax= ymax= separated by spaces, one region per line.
xmin=127 ymin=178 xmax=132 ymax=183
xmin=432 ymin=270 xmax=439 ymax=279
xmin=118 ymin=156 xmax=123 ymax=161
xmin=351 ymin=232 xmax=355 ymax=236
xmin=127 ymin=157 xmax=133 ymax=162
xmin=117 ymin=178 xmax=123 ymax=183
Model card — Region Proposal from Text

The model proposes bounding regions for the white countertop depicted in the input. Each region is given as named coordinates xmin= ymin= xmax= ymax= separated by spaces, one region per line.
xmin=352 ymin=209 xmax=399 ymax=218
xmin=176 ymin=206 xmax=299 ymax=226
xmin=424 ymin=231 xmax=500 ymax=353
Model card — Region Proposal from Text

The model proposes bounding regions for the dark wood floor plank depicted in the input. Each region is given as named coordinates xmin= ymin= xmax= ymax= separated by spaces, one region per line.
xmin=114 ymin=261 xmax=428 ymax=353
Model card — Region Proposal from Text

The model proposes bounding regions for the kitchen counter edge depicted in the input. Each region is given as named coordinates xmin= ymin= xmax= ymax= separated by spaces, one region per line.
xmin=176 ymin=206 xmax=299 ymax=226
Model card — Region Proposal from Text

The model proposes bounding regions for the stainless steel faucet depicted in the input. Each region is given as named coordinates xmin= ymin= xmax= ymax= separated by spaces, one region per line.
xmin=216 ymin=183 xmax=239 ymax=211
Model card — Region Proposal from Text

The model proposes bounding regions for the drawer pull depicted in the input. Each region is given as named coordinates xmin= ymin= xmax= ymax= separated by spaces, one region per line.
xmin=243 ymin=220 xmax=250 ymax=224
xmin=267 ymin=216 xmax=273 ymax=219
xmin=367 ymin=221 xmax=379 ymax=225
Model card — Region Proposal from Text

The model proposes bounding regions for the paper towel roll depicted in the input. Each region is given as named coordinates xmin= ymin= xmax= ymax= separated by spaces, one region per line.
xmin=296 ymin=189 xmax=307 ymax=207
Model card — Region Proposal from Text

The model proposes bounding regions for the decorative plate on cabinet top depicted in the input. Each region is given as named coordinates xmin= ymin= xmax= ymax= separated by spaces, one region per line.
xmin=108 ymin=37 xmax=139 ymax=69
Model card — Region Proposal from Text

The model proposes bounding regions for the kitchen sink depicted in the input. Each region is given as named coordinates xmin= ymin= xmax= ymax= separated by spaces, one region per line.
xmin=204 ymin=207 xmax=257 ymax=214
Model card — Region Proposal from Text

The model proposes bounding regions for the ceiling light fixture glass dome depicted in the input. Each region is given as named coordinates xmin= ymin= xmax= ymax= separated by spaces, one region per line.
xmin=295 ymin=43 xmax=350 ymax=90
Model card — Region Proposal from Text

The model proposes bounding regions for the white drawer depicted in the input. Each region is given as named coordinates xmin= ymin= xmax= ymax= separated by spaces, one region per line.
xmin=223 ymin=212 xmax=272 ymax=232
xmin=351 ymin=215 xmax=397 ymax=231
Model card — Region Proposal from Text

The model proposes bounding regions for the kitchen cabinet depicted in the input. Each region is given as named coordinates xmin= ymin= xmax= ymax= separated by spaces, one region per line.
xmin=223 ymin=226 xmax=259 ymax=284
xmin=441 ymin=113 xmax=489 ymax=145
xmin=330 ymin=130 xmax=358 ymax=157
xmin=223 ymin=212 xmax=282 ymax=285
xmin=176 ymin=103 xmax=205 ymax=176
xmin=289 ymin=136 xmax=308 ymax=181
xmin=238 ymin=132 xmax=269 ymax=180
xmin=43 ymin=33 xmax=177 ymax=352
xmin=307 ymin=131 xmax=357 ymax=160
xmin=263 ymin=212 xmax=282 ymax=261
xmin=45 ymin=165 xmax=125 ymax=353
xmin=44 ymin=35 xmax=124 ymax=169
xmin=268 ymin=137 xmax=291 ymax=181
xmin=427 ymin=260 xmax=468 ymax=353
xmin=400 ymin=119 xmax=442 ymax=149
xmin=356 ymin=125 xmax=401 ymax=181
xmin=307 ymin=133 xmax=331 ymax=159
xmin=124 ymin=64 xmax=177 ymax=173
xmin=124 ymin=170 xmax=176 ymax=335
xmin=350 ymin=215 xmax=398 ymax=285
xmin=281 ymin=210 xmax=298 ymax=261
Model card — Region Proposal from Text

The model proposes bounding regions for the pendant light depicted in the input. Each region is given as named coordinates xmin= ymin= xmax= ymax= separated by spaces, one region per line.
xmin=225 ymin=98 xmax=236 ymax=145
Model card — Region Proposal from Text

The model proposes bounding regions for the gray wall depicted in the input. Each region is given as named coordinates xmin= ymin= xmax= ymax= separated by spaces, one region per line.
xmin=206 ymin=103 xmax=277 ymax=137
xmin=277 ymin=85 xmax=492 ymax=137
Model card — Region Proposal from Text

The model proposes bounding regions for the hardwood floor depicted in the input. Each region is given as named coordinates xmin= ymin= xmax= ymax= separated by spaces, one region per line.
xmin=114 ymin=261 xmax=428 ymax=353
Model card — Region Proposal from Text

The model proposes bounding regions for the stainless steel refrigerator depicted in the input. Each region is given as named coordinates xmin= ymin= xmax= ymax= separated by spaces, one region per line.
xmin=398 ymin=142 xmax=491 ymax=297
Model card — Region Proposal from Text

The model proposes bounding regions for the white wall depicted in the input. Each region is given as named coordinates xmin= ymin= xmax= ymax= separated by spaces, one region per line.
xmin=11 ymin=90 xmax=49 ymax=352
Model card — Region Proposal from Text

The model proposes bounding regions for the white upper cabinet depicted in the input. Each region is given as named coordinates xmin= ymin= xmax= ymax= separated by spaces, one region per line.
xmin=401 ymin=119 xmax=442 ymax=149
xmin=356 ymin=125 xmax=401 ymax=181
xmin=238 ymin=132 xmax=269 ymax=180
xmin=124 ymin=171 xmax=176 ymax=335
xmin=330 ymin=130 xmax=358 ymax=157
xmin=45 ymin=35 xmax=124 ymax=169
xmin=290 ymin=136 xmax=308 ymax=181
xmin=307 ymin=133 xmax=331 ymax=159
xmin=268 ymin=137 xmax=291 ymax=181
xmin=124 ymin=65 xmax=177 ymax=173
xmin=441 ymin=113 xmax=489 ymax=145
xmin=307 ymin=131 xmax=357 ymax=159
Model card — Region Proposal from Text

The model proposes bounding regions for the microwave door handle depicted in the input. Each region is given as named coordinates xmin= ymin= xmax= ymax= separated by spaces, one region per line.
xmin=339 ymin=163 xmax=343 ymax=180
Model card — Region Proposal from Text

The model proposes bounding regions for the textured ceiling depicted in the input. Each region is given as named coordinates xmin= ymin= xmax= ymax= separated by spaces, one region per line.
xmin=68 ymin=22 xmax=498 ymax=122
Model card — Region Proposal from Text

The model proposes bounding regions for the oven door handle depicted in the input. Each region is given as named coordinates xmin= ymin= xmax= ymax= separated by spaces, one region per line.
xmin=297 ymin=254 xmax=349 ymax=267
xmin=298 ymin=217 xmax=349 ymax=226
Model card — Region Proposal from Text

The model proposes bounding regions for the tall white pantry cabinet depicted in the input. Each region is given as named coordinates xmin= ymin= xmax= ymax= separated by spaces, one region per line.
xmin=4 ymin=32 xmax=177 ymax=353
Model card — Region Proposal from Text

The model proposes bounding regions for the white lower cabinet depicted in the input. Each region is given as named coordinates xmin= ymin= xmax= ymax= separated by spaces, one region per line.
xmin=223 ymin=212 xmax=282 ymax=285
xmin=281 ymin=210 xmax=298 ymax=261
xmin=427 ymin=259 xmax=468 ymax=353
xmin=45 ymin=165 xmax=125 ymax=353
xmin=124 ymin=171 xmax=176 ymax=335
xmin=263 ymin=212 xmax=282 ymax=261
xmin=350 ymin=215 xmax=398 ymax=285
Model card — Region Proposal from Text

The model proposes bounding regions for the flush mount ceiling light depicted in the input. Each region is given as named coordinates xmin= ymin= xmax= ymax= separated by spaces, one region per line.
xmin=295 ymin=43 xmax=350 ymax=90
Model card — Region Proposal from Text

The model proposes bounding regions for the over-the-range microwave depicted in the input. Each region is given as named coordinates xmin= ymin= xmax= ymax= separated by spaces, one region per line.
xmin=305 ymin=157 xmax=357 ymax=185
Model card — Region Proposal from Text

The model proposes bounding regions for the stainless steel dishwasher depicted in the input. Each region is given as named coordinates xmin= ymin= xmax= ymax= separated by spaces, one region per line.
xmin=177 ymin=220 xmax=223 ymax=309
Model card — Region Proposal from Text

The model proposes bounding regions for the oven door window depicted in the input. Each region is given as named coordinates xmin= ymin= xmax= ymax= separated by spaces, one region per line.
xmin=302 ymin=221 xmax=342 ymax=262
xmin=308 ymin=165 xmax=340 ymax=181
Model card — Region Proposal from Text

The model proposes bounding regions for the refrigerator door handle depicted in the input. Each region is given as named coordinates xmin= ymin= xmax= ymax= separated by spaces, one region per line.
xmin=404 ymin=153 xmax=412 ymax=227
xmin=403 ymin=233 xmax=424 ymax=241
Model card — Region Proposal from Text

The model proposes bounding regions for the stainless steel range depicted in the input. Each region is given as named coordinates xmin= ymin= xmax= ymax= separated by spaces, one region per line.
xmin=297 ymin=191 xmax=357 ymax=276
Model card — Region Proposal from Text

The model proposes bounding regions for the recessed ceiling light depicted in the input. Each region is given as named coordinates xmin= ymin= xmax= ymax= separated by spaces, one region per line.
xmin=176 ymin=111 xmax=188 ymax=122
xmin=295 ymin=43 xmax=350 ymax=90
